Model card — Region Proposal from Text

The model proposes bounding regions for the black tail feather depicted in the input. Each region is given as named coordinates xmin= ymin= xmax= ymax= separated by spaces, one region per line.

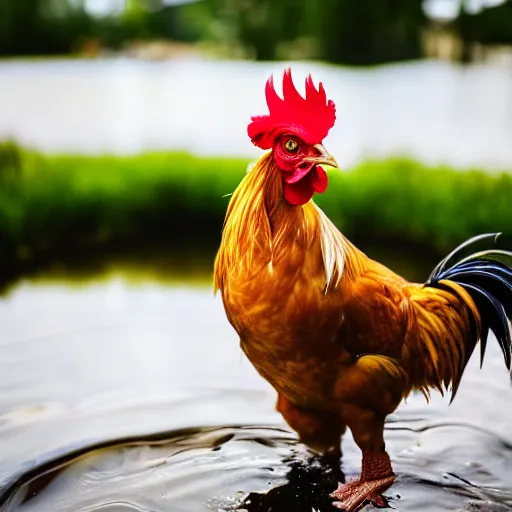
xmin=457 ymin=282 xmax=511 ymax=368
xmin=426 ymin=233 xmax=512 ymax=372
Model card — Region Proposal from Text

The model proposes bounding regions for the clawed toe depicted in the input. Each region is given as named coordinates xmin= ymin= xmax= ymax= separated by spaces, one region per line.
xmin=330 ymin=476 xmax=394 ymax=511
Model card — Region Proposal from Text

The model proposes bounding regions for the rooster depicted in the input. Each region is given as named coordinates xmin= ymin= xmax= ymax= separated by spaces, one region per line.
xmin=213 ymin=69 xmax=512 ymax=511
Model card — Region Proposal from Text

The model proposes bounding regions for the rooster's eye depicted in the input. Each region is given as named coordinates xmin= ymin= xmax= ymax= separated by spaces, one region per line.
xmin=284 ymin=139 xmax=299 ymax=153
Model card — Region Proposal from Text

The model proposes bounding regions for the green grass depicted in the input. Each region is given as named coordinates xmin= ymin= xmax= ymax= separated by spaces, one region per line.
xmin=0 ymin=140 xmax=511 ymax=280
xmin=317 ymin=159 xmax=512 ymax=253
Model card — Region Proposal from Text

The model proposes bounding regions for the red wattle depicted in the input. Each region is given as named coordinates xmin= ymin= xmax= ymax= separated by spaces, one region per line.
xmin=283 ymin=174 xmax=314 ymax=206
xmin=311 ymin=165 xmax=328 ymax=193
xmin=283 ymin=166 xmax=328 ymax=206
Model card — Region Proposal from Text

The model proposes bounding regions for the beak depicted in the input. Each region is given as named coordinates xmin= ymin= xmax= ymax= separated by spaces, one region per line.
xmin=303 ymin=144 xmax=339 ymax=169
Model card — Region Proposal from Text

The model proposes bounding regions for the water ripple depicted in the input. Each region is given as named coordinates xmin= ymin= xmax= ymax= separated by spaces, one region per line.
xmin=0 ymin=424 xmax=511 ymax=512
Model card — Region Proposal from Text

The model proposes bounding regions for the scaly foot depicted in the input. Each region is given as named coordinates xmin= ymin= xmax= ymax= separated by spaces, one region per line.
xmin=330 ymin=475 xmax=395 ymax=511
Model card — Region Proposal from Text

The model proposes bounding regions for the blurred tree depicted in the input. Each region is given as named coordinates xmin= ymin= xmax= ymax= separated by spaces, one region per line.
xmin=1 ymin=0 xmax=510 ymax=64
xmin=0 ymin=0 xmax=209 ymax=55
xmin=457 ymin=2 xmax=476 ymax=62
xmin=314 ymin=0 xmax=427 ymax=65
xmin=457 ymin=0 xmax=512 ymax=48
xmin=147 ymin=4 xmax=206 ymax=43
xmin=0 ymin=0 xmax=45 ymax=54
xmin=202 ymin=0 xmax=313 ymax=60
xmin=98 ymin=1 xmax=205 ymax=48
xmin=0 ymin=0 xmax=94 ymax=55
xmin=200 ymin=0 xmax=426 ymax=64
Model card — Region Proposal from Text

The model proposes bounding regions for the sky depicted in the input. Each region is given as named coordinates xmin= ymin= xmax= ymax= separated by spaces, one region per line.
xmin=423 ymin=0 xmax=508 ymax=19
xmin=82 ymin=0 xmax=507 ymax=18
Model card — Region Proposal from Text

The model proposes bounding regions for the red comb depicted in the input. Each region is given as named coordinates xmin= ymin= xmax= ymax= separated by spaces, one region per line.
xmin=247 ymin=68 xmax=336 ymax=150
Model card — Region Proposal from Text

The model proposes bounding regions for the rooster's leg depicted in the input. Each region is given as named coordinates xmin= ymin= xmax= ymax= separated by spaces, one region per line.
xmin=331 ymin=408 xmax=394 ymax=511
xmin=276 ymin=394 xmax=345 ymax=460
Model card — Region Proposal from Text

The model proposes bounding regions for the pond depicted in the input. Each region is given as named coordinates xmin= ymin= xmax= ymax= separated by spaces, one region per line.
xmin=0 ymin=266 xmax=511 ymax=511
xmin=0 ymin=58 xmax=512 ymax=170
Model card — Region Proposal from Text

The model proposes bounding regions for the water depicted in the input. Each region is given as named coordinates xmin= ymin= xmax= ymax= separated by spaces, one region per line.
xmin=0 ymin=270 xmax=512 ymax=511
xmin=1 ymin=58 xmax=512 ymax=170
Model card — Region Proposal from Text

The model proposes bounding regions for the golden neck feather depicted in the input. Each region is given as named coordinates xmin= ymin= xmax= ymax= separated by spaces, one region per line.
xmin=214 ymin=152 xmax=354 ymax=293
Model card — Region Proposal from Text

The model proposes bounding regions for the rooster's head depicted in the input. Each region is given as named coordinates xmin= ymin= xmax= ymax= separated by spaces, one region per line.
xmin=247 ymin=68 xmax=337 ymax=206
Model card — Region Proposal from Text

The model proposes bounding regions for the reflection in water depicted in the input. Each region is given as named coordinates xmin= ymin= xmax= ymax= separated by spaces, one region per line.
xmin=0 ymin=275 xmax=511 ymax=511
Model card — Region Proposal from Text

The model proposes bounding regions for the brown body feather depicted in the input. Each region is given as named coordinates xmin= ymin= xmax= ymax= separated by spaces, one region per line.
xmin=214 ymin=154 xmax=482 ymax=455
